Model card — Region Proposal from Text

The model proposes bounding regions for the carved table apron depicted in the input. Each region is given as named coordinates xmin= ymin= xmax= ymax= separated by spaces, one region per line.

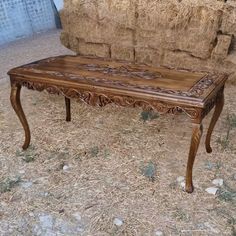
xmin=8 ymin=55 xmax=228 ymax=193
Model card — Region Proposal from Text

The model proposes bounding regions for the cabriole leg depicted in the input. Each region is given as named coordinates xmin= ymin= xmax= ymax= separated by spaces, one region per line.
xmin=185 ymin=123 xmax=203 ymax=193
xmin=65 ymin=97 xmax=71 ymax=122
xmin=10 ymin=83 xmax=31 ymax=150
xmin=205 ymin=92 xmax=224 ymax=153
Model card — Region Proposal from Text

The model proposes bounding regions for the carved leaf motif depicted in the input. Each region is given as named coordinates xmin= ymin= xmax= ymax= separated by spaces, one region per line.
xmin=19 ymin=60 xmax=215 ymax=98
xmin=13 ymin=80 xmax=205 ymax=121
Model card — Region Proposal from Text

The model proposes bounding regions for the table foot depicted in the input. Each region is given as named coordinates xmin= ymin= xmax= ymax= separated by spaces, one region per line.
xmin=10 ymin=84 xmax=31 ymax=150
xmin=205 ymin=92 xmax=224 ymax=153
xmin=185 ymin=123 xmax=203 ymax=193
xmin=65 ymin=97 xmax=71 ymax=122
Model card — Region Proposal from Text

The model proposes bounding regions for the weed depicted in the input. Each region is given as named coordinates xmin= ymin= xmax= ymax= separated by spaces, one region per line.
xmin=140 ymin=111 xmax=159 ymax=122
xmin=90 ymin=146 xmax=99 ymax=157
xmin=142 ymin=161 xmax=156 ymax=182
xmin=215 ymin=161 xmax=223 ymax=170
xmin=227 ymin=114 xmax=236 ymax=128
xmin=218 ymin=191 xmax=236 ymax=202
xmin=204 ymin=160 xmax=222 ymax=170
xmin=103 ymin=149 xmax=110 ymax=158
xmin=217 ymin=183 xmax=236 ymax=203
xmin=0 ymin=176 xmax=21 ymax=193
xmin=204 ymin=161 xmax=214 ymax=170
xmin=216 ymin=137 xmax=230 ymax=150
xmin=173 ymin=208 xmax=189 ymax=221
xmin=16 ymin=145 xmax=38 ymax=163
xmin=22 ymin=154 xmax=36 ymax=163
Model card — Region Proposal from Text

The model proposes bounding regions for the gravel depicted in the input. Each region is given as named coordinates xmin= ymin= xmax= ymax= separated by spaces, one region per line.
xmin=205 ymin=187 xmax=219 ymax=195
xmin=212 ymin=178 xmax=224 ymax=186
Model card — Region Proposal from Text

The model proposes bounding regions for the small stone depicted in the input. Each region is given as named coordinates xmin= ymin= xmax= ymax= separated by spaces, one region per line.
xmin=33 ymin=224 xmax=42 ymax=236
xmin=155 ymin=230 xmax=164 ymax=236
xmin=29 ymin=212 xmax=34 ymax=217
xmin=205 ymin=187 xmax=219 ymax=195
xmin=72 ymin=212 xmax=82 ymax=221
xmin=20 ymin=181 xmax=33 ymax=189
xmin=113 ymin=217 xmax=123 ymax=227
xmin=19 ymin=170 xmax=25 ymax=174
xmin=180 ymin=181 xmax=185 ymax=189
xmin=39 ymin=192 xmax=49 ymax=197
xmin=177 ymin=176 xmax=185 ymax=182
xmin=76 ymin=226 xmax=84 ymax=232
xmin=63 ymin=165 xmax=69 ymax=171
xmin=212 ymin=178 xmax=223 ymax=186
xmin=54 ymin=218 xmax=74 ymax=234
xmin=39 ymin=214 xmax=54 ymax=229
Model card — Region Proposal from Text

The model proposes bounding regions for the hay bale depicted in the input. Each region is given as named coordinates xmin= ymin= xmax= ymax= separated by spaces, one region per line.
xmin=60 ymin=0 xmax=236 ymax=79
xmin=162 ymin=50 xmax=209 ymax=71
xmin=135 ymin=47 xmax=164 ymax=66
xmin=60 ymin=11 xmax=134 ymax=52
xmin=136 ymin=3 xmax=222 ymax=59
xmin=221 ymin=2 xmax=236 ymax=36
xmin=78 ymin=40 xmax=110 ymax=57
xmin=212 ymin=35 xmax=233 ymax=61
xmin=111 ymin=44 xmax=135 ymax=61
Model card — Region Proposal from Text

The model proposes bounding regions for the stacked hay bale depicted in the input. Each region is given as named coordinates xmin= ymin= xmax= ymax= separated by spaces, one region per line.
xmin=60 ymin=0 xmax=236 ymax=82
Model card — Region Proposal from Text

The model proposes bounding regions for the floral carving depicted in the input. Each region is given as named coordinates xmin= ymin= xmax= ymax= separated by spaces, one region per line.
xmin=17 ymin=58 xmax=217 ymax=98
xmin=13 ymin=80 xmax=204 ymax=121
xmin=76 ymin=63 xmax=164 ymax=80
xmin=188 ymin=75 xmax=214 ymax=97
xmin=23 ymin=59 xmax=164 ymax=80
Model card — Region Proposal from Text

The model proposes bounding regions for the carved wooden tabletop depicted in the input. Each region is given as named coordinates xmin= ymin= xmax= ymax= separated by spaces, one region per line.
xmin=8 ymin=55 xmax=228 ymax=193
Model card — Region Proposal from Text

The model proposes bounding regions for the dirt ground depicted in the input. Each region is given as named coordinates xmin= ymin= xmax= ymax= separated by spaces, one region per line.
xmin=0 ymin=30 xmax=236 ymax=236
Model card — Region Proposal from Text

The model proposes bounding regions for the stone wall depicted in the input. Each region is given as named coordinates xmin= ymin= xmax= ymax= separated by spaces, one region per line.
xmin=60 ymin=0 xmax=236 ymax=83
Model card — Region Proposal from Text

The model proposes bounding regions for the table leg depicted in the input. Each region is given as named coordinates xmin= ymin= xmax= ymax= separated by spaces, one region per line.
xmin=65 ymin=97 xmax=71 ymax=122
xmin=205 ymin=92 xmax=224 ymax=153
xmin=185 ymin=123 xmax=203 ymax=193
xmin=10 ymin=84 xmax=31 ymax=150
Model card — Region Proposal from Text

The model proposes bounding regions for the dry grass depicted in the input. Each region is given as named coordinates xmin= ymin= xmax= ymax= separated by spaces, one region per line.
xmin=0 ymin=81 xmax=236 ymax=235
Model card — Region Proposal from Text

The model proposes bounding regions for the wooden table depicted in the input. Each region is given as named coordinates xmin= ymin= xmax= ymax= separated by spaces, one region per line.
xmin=8 ymin=55 xmax=228 ymax=193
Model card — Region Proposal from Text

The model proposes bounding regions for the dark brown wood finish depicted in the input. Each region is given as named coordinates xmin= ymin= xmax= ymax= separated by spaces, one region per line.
xmin=8 ymin=55 xmax=228 ymax=193
xmin=205 ymin=88 xmax=224 ymax=154
xmin=65 ymin=97 xmax=71 ymax=122
xmin=10 ymin=83 xmax=31 ymax=150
